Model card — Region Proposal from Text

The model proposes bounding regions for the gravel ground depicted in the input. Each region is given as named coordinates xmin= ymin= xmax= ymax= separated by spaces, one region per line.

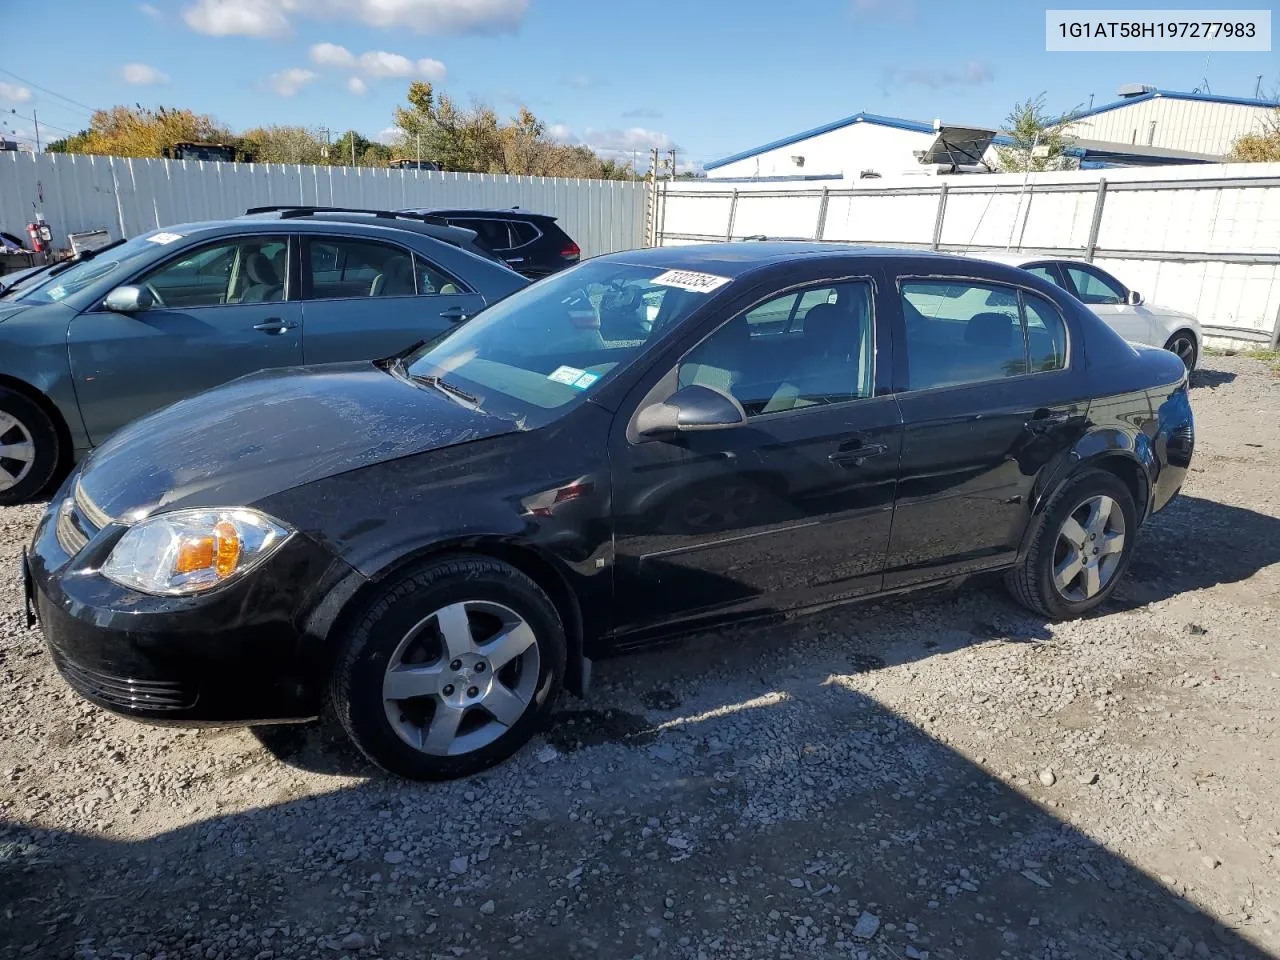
xmin=1 ymin=354 xmax=1277 ymax=960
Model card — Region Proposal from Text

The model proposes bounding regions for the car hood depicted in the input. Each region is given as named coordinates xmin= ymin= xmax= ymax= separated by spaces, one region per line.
xmin=0 ymin=301 xmax=34 ymax=323
xmin=74 ymin=362 xmax=521 ymax=521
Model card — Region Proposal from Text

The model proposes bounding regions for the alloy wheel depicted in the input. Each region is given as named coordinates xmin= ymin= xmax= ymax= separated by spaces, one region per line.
xmin=1051 ymin=494 xmax=1126 ymax=602
xmin=0 ymin=410 xmax=36 ymax=493
xmin=382 ymin=600 xmax=541 ymax=756
xmin=1167 ymin=334 xmax=1196 ymax=371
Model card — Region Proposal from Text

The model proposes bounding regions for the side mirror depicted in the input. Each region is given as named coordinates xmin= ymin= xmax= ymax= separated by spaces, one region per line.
xmin=635 ymin=384 xmax=747 ymax=436
xmin=1128 ymin=290 xmax=1143 ymax=306
xmin=102 ymin=285 xmax=154 ymax=313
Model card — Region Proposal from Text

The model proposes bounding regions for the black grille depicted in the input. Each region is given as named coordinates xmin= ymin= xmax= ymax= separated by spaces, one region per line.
xmin=51 ymin=651 xmax=197 ymax=712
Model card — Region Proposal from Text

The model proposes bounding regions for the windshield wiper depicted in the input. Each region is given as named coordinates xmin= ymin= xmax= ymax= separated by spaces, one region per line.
xmin=410 ymin=374 xmax=483 ymax=409
xmin=42 ymin=238 xmax=127 ymax=280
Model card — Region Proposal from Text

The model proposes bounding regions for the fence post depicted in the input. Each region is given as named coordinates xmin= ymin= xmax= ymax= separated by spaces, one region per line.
xmin=814 ymin=187 xmax=830 ymax=241
xmin=1085 ymin=178 xmax=1108 ymax=261
xmin=726 ymin=189 xmax=739 ymax=241
xmin=931 ymin=182 xmax=949 ymax=250
xmin=656 ymin=180 xmax=669 ymax=248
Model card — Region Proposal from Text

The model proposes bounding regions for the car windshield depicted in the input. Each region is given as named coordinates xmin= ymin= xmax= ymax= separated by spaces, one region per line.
xmin=404 ymin=260 xmax=713 ymax=423
xmin=13 ymin=234 xmax=160 ymax=305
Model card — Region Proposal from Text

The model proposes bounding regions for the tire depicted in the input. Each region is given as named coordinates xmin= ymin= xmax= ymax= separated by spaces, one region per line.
xmin=331 ymin=554 xmax=566 ymax=780
xmin=1005 ymin=469 xmax=1137 ymax=620
xmin=1163 ymin=330 xmax=1198 ymax=372
xmin=0 ymin=387 xmax=61 ymax=506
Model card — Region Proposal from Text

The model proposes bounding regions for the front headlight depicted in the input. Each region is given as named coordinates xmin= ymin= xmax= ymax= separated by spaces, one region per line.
xmin=101 ymin=508 xmax=291 ymax=596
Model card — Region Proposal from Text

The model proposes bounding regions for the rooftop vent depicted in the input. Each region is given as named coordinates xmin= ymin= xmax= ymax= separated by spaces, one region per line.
xmin=1117 ymin=83 xmax=1156 ymax=98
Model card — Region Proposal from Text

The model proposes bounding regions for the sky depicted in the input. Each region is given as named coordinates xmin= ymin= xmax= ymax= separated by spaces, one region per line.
xmin=2 ymin=0 xmax=1277 ymax=172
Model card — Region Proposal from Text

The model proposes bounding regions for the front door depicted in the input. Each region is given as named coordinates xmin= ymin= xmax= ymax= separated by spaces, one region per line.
xmin=68 ymin=234 xmax=303 ymax=444
xmin=300 ymin=236 xmax=485 ymax=364
xmin=885 ymin=276 xmax=1081 ymax=587
xmin=1060 ymin=262 xmax=1154 ymax=346
xmin=610 ymin=276 xmax=902 ymax=641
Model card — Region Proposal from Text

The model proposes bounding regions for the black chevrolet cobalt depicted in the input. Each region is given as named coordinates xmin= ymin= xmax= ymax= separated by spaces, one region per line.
xmin=25 ymin=243 xmax=1195 ymax=780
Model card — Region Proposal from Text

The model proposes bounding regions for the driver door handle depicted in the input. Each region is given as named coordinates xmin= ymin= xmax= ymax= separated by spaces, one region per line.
xmin=439 ymin=306 xmax=469 ymax=322
xmin=253 ymin=317 xmax=296 ymax=335
xmin=829 ymin=438 xmax=889 ymax=466
xmin=1026 ymin=409 xmax=1072 ymax=432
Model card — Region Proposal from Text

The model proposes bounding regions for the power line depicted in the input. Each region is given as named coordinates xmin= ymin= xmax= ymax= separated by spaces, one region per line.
xmin=0 ymin=68 xmax=98 ymax=118
xmin=5 ymin=111 xmax=77 ymax=137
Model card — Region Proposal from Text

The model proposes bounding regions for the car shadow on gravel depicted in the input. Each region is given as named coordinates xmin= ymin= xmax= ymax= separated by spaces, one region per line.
xmin=1 ymin=668 xmax=1272 ymax=960
xmin=1191 ymin=369 xmax=1237 ymax=390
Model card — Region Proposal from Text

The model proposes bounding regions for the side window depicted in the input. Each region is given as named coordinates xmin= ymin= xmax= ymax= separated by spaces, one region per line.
xmin=1022 ymin=264 xmax=1060 ymax=286
xmin=453 ymin=219 xmax=513 ymax=250
xmin=1064 ymin=265 xmax=1125 ymax=305
xmin=677 ymin=281 xmax=874 ymax=417
xmin=414 ymin=253 xmax=468 ymax=296
xmin=307 ymin=238 xmax=416 ymax=300
xmin=900 ymin=280 xmax=1027 ymax=390
xmin=137 ymin=237 xmax=288 ymax=307
xmin=508 ymin=221 xmax=539 ymax=248
xmin=1023 ymin=292 xmax=1068 ymax=372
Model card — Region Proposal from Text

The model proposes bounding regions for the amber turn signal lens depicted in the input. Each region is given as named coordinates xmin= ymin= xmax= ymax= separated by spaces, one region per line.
xmin=213 ymin=520 xmax=241 ymax=578
xmin=172 ymin=523 xmax=242 ymax=579
xmin=173 ymin=536 xmax=214 ymax=575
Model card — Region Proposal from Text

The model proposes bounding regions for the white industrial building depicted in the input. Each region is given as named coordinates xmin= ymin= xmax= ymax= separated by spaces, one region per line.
xmin=704 ymin=88 xmax=1278 ymax=182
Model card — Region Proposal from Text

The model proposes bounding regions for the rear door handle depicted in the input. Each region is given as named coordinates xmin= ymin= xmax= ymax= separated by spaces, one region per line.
xmin=828 ymin=439 xmax=890 ymax=466
xmin=439 ymin=306 xmax=469 ymax=322
xmin=252 ymin=317 xmax=296 ymax=335
xmin=1026 ymin=409 xmax=1072 ymax=432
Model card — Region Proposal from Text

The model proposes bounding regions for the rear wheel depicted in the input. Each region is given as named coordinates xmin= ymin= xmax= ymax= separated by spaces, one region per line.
xmin=331 ymin=555 xmax=565 ymax=780
xmin=1006 ymin=470 xmax=1137 ymax=619
xmin=0 ymin=387 xmax=60 ymax=506
xmin=1164 ymin=330 xmax=1198 ymax=372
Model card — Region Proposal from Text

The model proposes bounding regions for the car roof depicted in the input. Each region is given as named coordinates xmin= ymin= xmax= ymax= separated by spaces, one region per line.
xmin=141 ymin=215 xmax=477 ymax=248
xmin=595 ymin=242 xmax=966 ymax=278
xmin=409 ymin=208 xmax=558 ymax=222
xmin=967 ymin=252 xmax=1093 ymax=269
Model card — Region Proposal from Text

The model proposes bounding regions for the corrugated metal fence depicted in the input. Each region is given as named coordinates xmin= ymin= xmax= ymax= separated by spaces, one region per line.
xmin=657 ymin=163 xmax=1280 ymax=346
xmin=1 ymin=152 xmax=649 ymax=258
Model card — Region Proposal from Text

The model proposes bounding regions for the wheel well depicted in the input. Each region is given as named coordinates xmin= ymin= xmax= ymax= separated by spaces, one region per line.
xmin=1086 ymin=454 xmax=1148 ymax=517
xmin=1165 ymin=327 xmax=1199 ymax=350
xmin=326 ymin=541 xmax=587 ymax=695
xmin=0 ymin=374 xmax=74 ymax=474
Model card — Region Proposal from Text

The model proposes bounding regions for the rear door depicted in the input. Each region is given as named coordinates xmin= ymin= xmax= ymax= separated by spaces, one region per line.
xmin=1059 ymin=262 xmax=1155 ymax=346
xmin=68 ymin=234 xmax=303 ymax=443
xmin=299 ymin=235 xmax=485 ymax=364
xmin=885 ymin=271 xmax=1080 ymax=588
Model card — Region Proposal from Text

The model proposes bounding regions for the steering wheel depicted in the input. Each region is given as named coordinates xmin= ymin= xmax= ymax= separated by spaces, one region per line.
xmin=144 ymin=283 xmax=165 ymax=307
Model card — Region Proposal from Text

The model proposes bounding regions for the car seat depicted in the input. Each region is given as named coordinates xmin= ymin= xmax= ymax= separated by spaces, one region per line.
xmin=239 ymin=252 xmax=283 ymax=302
xmin=370 ymin=257 xmax=415 ymax=297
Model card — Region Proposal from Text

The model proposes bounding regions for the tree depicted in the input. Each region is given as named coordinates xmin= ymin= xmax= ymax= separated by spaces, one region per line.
xmin=996 ymin=94 xmax=1079 ymax=173
xmin=238 ymin=125 xmax=326 ymax=164
xmin=47 ymin=130 xmax=91 ymax=153
xmin=1227 ymin=102 xmax=1280 ymax=161
xmin=56 ymin=105 xmax=234 ymax=158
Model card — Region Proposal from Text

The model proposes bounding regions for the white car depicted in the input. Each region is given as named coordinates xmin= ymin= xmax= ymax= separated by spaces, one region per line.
xmin=973 ymin=255 xmax=1201 ymax=371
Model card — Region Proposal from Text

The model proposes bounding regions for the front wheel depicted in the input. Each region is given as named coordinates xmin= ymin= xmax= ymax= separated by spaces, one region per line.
xmin=1164 ymin=330 xmax=1198 ymax=372
xmin=331 ymin=555 xmax=566 ymax=780
xmin=0 ymin=388 xmax=61 ymax=506
xmin=1006 ymin=470 xmax=1137 ymax=619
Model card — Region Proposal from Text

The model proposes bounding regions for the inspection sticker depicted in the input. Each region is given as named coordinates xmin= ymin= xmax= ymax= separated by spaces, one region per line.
xmin=548 ymin=365 xmax=587 ymax=385
xmin=573 ymin=371 xmax=600 ymax=389
xmin=147 ymin=231 xmax=184 ymax=244
xmin=650 ymin=269 xmax=732 ymax=294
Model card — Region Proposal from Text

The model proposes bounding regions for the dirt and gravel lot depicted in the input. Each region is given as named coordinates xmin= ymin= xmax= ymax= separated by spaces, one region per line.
xmin=1 ymin=354 xmax=1277 ymax=960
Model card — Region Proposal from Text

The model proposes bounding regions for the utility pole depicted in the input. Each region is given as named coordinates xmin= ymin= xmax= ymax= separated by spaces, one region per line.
xmin=648 ymin=146 xmax=659 ymax=183
xmin=319 ymin=126 xmax=331 ymax=163
xmin=32 ymin=108 xmax=40 ymax=153
xmin=416 ymin=132 xmax=422 ymax=165
xmin=668 ymin=148 xmax=676 ymax=180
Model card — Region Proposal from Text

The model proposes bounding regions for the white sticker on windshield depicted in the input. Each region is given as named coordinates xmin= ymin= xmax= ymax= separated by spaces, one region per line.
xmin=47 ymin=284 xmax=67 ymax=301
xmin=548 ymin=365 xmax=586 ymax=385
xmin=573 ymin=372 xmax=599 ymax=389
xmin=147 ymin=231 xmax=184 ymax=244
xmin=650 ymin=269 xmax=732 ymax=294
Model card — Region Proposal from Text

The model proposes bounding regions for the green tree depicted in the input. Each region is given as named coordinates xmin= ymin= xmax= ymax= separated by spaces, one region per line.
xmin=53 ymin=105 xmax=234 ymax=158
xmin=996 ymin=94 xmax=1080 ymax=173
xmin=238 ymin=125 xmax=326 ymax=164
xmin=46 ymin=130 xmax=92 ymax=153
xmin=1227 ymin=102 xmax=1280 ymax=161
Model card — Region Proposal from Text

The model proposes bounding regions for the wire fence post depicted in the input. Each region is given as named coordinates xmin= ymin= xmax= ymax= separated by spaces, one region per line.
xmin=931 ymin=182 xmax=948 ymax=250
xmin=725 ymin=189 xmax=739 ymax=241
xmin=1085 ymin=178 xmax=1108 ymax=261
xmin=814 ymin=187 xmax=830 ymax=240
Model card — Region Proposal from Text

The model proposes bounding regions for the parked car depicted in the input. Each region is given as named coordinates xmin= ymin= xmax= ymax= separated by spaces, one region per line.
xmin=399 ymin=207 xmax=581 ymax=279
xmin=973 ymin=254 xmax=1201 ymax=371
xmin=0 ymin=209 xmax=527 ymax=504
xmin=25 ymin=243 xmax=1195 ymax=780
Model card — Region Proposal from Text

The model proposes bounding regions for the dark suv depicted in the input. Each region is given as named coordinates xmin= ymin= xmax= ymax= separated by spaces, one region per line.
xmin=400 ymin=208 xmax=581 ymax=279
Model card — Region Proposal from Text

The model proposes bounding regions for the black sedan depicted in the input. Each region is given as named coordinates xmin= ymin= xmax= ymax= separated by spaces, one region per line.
xmin=25 ymin=244 xmax=1195 ymax=780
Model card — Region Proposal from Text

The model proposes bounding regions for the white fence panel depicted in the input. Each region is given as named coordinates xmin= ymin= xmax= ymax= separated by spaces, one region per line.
xmin=655 ymin=164 xmax=1280 ymax=344
xmin=0 ymin=153 xmax=649 ymax=258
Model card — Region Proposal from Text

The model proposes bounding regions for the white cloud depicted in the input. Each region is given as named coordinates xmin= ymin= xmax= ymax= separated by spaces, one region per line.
xmin=185 ymin=0 xmax=291 ymax=36
xmin=138 ymin=3 xmax=163 ymax=18
xmin=184 ymin=0 xmax=526 ymax=38
xmin=347 ymin=76 xmax=368 ymax=95
xmin=551 ymin=125 xmax=681 ymax=168
xmin=309 ymin=43 xmax=445 ymax=81
xmin=880 ymin=60 xmax=992 ymax=90
xmin=0 ymin=82 xmax=32 ymax=104
xmin=269 ymin=67 xmax=318 ymax=96
xmin=122 ymin=63 xmax=169 ymax=85
xmin=547 ymin=124 xmax=578 ymax=144
xmin=375 ymin=126 xmax=403 ymax=145
xmin=564 ymin=73 xmax=599 ymax=90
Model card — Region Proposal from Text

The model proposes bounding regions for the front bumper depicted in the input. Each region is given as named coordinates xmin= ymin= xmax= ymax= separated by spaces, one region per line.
xmin=25 ymin=486 xmax=364 ymax=725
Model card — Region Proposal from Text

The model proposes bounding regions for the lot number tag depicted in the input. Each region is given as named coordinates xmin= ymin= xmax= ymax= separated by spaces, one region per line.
xmin=147 ymin=232 xmax=184 ymax=244
xmin=651 ymin=269 xmax=732 ymax=293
